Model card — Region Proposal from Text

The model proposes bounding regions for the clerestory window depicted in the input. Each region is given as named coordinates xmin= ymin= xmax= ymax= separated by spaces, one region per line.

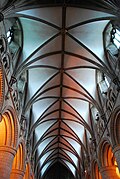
xmin=7 ymin=27 xmax=14 ymax=44
xmin=97 ymin=71 xmax=110 ymax=96
xmin=111 ymin=28 xmax=120 ymax=49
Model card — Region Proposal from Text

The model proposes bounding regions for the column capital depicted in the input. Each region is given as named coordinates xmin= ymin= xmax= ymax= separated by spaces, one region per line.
xmin=0 ymin=145 xmax=16 ymax=156
xmin=10 ymin=169 xmax=25 ymax=179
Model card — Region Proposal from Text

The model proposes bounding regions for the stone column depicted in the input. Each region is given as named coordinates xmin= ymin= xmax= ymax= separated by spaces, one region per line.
xmin=100 ymin=166 xmax=119 ymax=179
xmin=30 ymin=173 xmax=35 ymax=179
xmin=113 ymin=146 xmax=120 ymax=171
xmin=0 ymin=146 xmax=16 ymax=179
xmin=10 ymin=169 xmax=24 ymax=179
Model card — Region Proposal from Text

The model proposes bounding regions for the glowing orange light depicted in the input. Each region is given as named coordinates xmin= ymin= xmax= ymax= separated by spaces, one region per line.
xmin=0 ymin=117 xmax=6 ymax=145
xmin=23 ymin=163 xmax=30 ymax=179
xmin=114 ymin=161 xmax=120 ymax=178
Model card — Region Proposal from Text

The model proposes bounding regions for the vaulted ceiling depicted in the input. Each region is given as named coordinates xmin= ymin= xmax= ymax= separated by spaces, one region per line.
xmin=2 ymin=0 xmax=120 ymax=178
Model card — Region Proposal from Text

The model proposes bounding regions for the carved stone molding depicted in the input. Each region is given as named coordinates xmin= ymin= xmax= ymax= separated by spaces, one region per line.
xmin=0 ymin=60 xmax=5 ymax=112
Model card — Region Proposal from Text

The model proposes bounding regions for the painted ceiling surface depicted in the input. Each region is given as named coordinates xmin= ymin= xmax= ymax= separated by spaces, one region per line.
xmin=2 ymin=0 xmax=119 ymax=178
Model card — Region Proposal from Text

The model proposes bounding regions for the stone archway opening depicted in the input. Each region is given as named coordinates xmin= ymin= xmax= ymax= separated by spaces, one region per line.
xmin=93 ymin=161 xmax=102 ymax=179
xmin=99 ymin=141 xmax=120 ymax=179
xmin=0 ymin=109 xmax=18 ymax=179
xmin=10 ymin=142 xmax=25 ymax=179
xmin=23 ymin=163 xmax=30 ymax=179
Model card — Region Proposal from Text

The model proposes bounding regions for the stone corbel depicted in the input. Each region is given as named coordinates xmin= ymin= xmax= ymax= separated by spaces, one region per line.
xmin=5 ymin=76 xmax=17 ymax=99
xmin=26 ymin=139 xmax=32 ymax=163
xmin=90 ymin=138 xmax=96 ymax=153
xmin=20 ymin=115 xmax=27 ymax=138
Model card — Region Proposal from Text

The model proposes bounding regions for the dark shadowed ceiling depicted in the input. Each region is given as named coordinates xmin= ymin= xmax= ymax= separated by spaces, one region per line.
xmin=2 ymin=0 xmax=120 ymax=178
xmin=43 ymin=162 xmax=74 ymax=179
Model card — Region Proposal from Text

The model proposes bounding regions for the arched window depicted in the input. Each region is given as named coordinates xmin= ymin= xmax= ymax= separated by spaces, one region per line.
xmin=7 ymin=27 xmax=14 ymax=44
xmin=4 ymin=18 xmax=22 ymax=69
xmin=111 ymin=28 xmax=120 ymax=49
xmin=104 ymin=22 xmax=119 ymax=67
xmin=97 ymin=71 xmax=110 ymax=101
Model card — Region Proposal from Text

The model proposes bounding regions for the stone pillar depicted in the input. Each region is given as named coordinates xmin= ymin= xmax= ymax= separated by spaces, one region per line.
xmin=113 ymin=146 xmax=120 ymax=171
xmin=100 ymin=166 xmax=119 ymax=179
xmin=10 ymin=169 xmax=24 ymax=179
xmin=0 ymin=146 xmax=16 ymax=179
xmin=30 ymin=173 xmax=35 ymax=179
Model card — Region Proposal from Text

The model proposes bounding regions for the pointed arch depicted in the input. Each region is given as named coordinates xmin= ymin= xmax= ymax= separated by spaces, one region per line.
xmin=91 ymin=160 xmax=102 ymax=179
xmin=0 ymin=107 xmax=19 ymax=147
xmin=110 ymin=106 xmax=120 ymax=146
xmin=11 ymin=141 xmax=25 ymax=171
xmin=10 ymin=141 xmax=26 ymax=179
xmin=23 ymin=163 xmax=30 ymax=179
xmin=98 ymin=139 xmax=113 ymax=167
